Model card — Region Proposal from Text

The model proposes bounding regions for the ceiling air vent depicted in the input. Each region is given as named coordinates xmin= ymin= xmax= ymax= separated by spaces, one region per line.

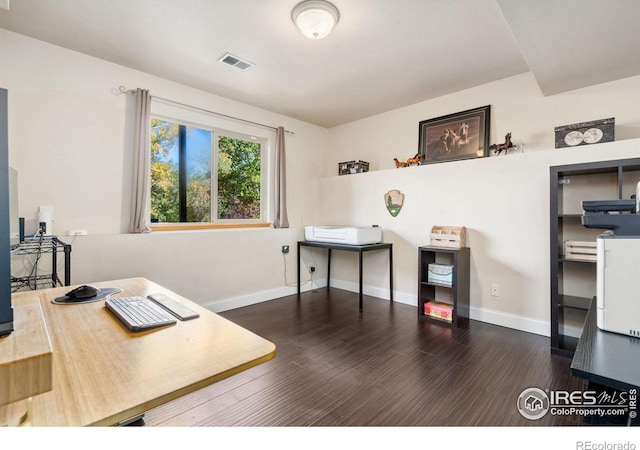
xmin=218 ymin=53 xmax=254 ymax=71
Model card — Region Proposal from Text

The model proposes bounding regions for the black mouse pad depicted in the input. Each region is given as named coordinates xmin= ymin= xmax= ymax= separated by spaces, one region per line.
xmin=51 ymin=287 xmax=124 ymax=305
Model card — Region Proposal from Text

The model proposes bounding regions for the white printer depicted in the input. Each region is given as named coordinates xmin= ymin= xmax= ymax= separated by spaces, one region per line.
xmin=582 ymin=182 xmax=640 ymax=337
xmin=594 ymin=234 xmax=640 ymax=337
xmin=304 ymin=225 xmax=382 ymax=245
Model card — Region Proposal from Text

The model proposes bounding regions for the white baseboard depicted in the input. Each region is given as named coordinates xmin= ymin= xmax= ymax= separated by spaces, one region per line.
xmin=328 ymin=278 xmax=394 ymax=302
xmin=205 ymin=279 xmax=327 ymax=313
xmin=469 ymin=306 xmax=550 ymax=337
xmin=317 ymin=279 xmax=551 ymax=337
xmin=207 ymin=278 xmax=551 ymax=338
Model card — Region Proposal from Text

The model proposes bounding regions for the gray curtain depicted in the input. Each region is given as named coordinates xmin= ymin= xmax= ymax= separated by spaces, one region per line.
xmin=274 ymin=126 xmax=289 ymax=228
xmin=129 ymin=88 xmax=152 ymax=233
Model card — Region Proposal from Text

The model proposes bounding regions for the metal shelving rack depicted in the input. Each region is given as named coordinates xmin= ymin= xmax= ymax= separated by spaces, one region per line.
xmin=11 ymin=236 xmax=71 ymax=292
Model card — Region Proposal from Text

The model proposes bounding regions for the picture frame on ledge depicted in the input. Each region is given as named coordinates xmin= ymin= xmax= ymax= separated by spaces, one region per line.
xmin=418 ymin=105 xmax=491 ymax=164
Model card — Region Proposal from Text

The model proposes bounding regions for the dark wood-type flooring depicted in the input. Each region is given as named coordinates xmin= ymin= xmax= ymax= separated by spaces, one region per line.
xmin=145 ymin=288 xmax=586 ymax=426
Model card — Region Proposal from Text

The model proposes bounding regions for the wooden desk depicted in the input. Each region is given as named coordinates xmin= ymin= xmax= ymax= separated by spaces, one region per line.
xmin=0 ymin=295 xmax=52 ymax=407
xmin=297 ymin=241 xmax=393 ymax=312
xmin=11 ymin=278 xmax=276 ymax=426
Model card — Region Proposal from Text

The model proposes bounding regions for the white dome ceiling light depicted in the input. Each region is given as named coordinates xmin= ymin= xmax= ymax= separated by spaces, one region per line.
xmin=291 ymin=0 xmax=340 ymax=40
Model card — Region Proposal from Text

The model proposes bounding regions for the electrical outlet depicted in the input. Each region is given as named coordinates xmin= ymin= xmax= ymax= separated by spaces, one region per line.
xmin=282 ymin=245 xmax=290 ymax=254
xmin=491 ymin=283 xmax=500 ymax=297
xmin=67 ymin=229 xmax=88 ymax=236
xmin=309 ymin=266 xmax=316 ymax=274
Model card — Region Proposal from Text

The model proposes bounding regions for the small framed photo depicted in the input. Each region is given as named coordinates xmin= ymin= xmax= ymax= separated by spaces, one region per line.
xmin=419 ymin=105 xmax=491 ymax=164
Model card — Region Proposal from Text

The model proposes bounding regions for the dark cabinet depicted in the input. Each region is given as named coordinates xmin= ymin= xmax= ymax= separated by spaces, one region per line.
xmin=418 ymin=246 xmax=470 ymax=328
xmin=550 ymin=157 xmax=640 ymax=356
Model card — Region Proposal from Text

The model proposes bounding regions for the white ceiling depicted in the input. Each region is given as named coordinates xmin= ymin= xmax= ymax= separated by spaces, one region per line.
xmin=1 ymin=0 xmax=639 ymax=128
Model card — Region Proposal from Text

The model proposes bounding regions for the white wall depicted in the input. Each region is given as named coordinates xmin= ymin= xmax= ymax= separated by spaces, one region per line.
xmin=0 ymin=29 xmax=327 ymax=310
xmin=326 ymin=73 xmax=640 ymax=175
xmin=319 ymin=72 xmax=640 ymax=335
xmin=3 ymin=28 xmax=640 ymax=334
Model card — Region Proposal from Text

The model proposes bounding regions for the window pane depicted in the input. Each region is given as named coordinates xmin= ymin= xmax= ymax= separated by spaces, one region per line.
xmin=150 ymin=119 xmax=179 ymax=223
xmin=217 ymin=136 xmax=261 ymax=220
xmin=151 ymin=117 xmax=264 ymax=225
xmin=185 ymin=126 xmax=212 ymax=222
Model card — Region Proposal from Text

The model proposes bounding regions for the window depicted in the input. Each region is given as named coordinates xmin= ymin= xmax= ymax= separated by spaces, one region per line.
xmin=150 ymin=117 xmax=266 ymax=226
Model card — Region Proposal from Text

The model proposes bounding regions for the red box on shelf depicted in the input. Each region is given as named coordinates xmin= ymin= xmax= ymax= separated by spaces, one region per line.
xmin=424 ymin=301 xmax=454 ymax=322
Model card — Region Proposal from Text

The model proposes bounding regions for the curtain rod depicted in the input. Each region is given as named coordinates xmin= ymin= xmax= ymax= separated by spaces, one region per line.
xmin=114 ymin=86 xmax=294 ymax=135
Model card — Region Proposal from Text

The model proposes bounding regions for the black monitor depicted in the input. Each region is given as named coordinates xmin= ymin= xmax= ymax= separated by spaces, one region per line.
xmin=0 ymin=88 xmax=14 ymax=337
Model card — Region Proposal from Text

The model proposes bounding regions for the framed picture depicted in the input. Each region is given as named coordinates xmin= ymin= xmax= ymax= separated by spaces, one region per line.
xmin=418 ymin=105 xmax=490 ymax=164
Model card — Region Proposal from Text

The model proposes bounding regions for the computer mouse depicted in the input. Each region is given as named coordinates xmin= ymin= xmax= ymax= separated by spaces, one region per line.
xmin=65 ymin=285 xmax=99 ymax=300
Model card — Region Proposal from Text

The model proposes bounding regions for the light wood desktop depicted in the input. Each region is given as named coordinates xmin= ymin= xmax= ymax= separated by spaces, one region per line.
xmin=8 ymin=277 xmax=276 ymax=426
xmin=0 ymin=294 xmax=53 ymax=425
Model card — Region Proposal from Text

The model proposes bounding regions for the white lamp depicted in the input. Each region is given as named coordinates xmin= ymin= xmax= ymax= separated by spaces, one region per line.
xmin=291 ymin=0 xmax=340 ymax=40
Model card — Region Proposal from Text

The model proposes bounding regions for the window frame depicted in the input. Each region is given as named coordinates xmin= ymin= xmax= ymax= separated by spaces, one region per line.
xmin=149 ymin=113 xmax=270 ymax=229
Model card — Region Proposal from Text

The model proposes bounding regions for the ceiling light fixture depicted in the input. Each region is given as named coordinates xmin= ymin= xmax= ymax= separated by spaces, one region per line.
xmin=291 ymin=0 xmax=340 ymax=40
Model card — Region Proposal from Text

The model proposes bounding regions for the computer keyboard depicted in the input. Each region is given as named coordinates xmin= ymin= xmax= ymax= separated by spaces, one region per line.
xmin=105 ymin=296 xmax=177 ymax=331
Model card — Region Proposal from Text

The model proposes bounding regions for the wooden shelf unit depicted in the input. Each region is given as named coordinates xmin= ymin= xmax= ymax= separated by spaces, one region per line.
xmin=418 ymin=246 xmax=470 ymax=328
xmin=550 ymin=157 xmax=640 ymax=357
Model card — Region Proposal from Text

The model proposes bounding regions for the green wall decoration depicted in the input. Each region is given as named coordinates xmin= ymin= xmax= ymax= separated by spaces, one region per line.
xmin=385 ymin=189 xmax=404 ymax=217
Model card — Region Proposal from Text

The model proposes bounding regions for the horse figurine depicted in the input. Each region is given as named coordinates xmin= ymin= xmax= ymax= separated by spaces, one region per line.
xmin=393 ymin=158 xmax=408 ymax=168
xmin=406 ymin=153 xmax=421 ymax=166
xmin=489 ymin=132 xmax=514 ymax=155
